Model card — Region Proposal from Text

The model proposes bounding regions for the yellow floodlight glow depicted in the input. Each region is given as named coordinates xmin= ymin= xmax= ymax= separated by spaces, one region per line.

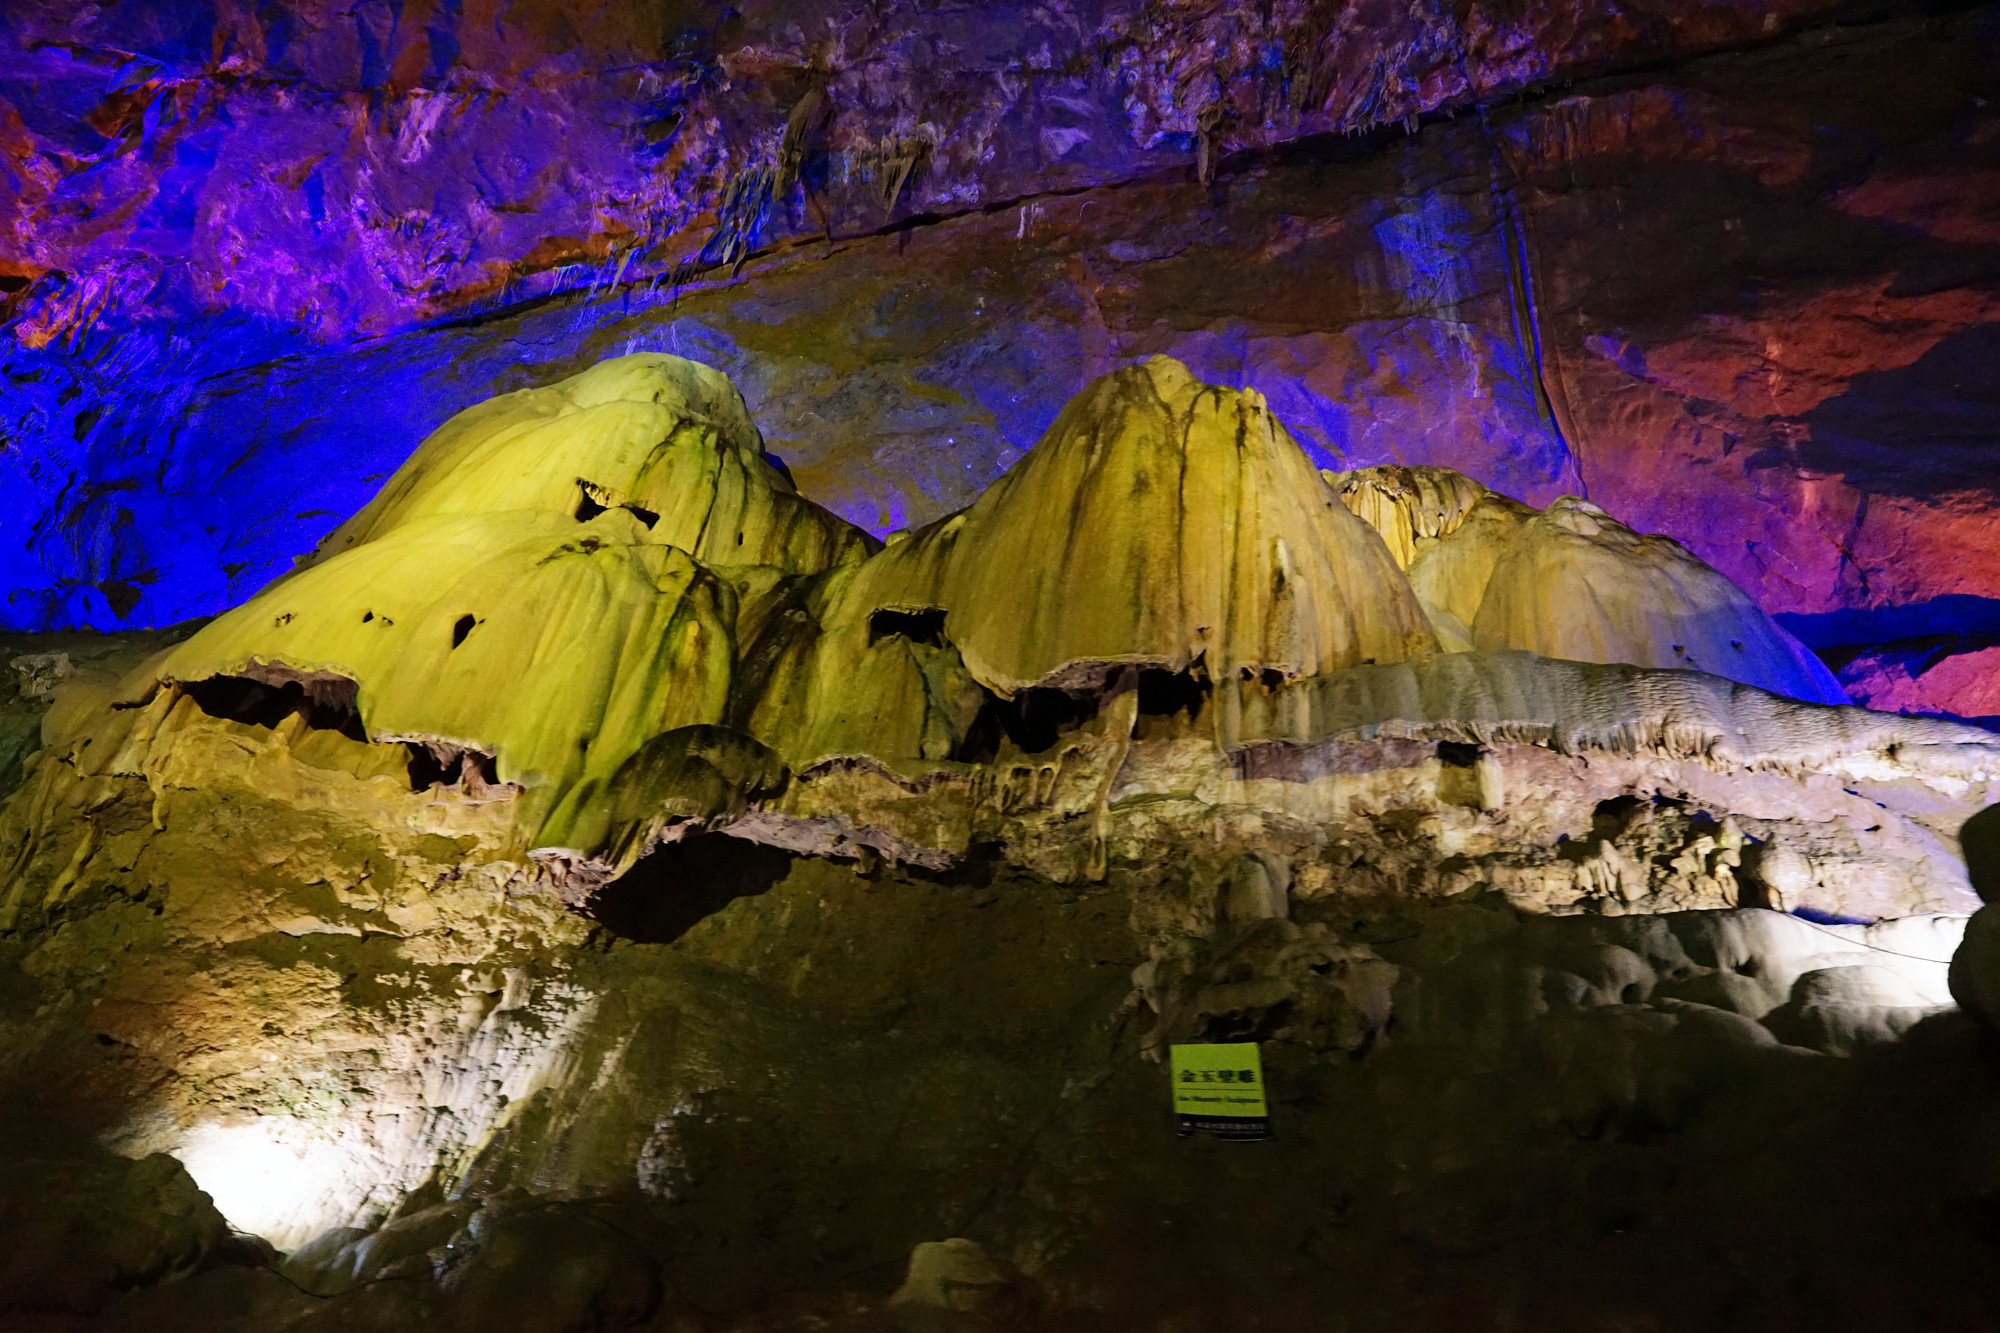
xmin=172 ymin=1120 xmax=359 ymax=1250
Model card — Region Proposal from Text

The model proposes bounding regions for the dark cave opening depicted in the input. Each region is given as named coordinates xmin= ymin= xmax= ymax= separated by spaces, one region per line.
xmin=867 ymin=606 xmax=947 ymax=647
xmin=574 ymin=480 xmax=660 ymax=529
xmin=954 ymin=683 xmax=1102 ymax=760
xmin=1436 ymin=740 xmax=1484 ymax=768
xmin=181 ymin=671 xmax=366 ymax=742
xmin=1201 ymin=998 xmax=1295 ymax=1045
xmin=405 ymin=741 xmax=502 ymax=792
xmin=955 ymin=662 xmax=1213 ymax=761
xmin=1136 ymin=665 xmax=1210 ymax=720
xmin=181 ymin=672 xmax=502 ymax=792
xmin=587 ymin=832 xmax=795 ymax=945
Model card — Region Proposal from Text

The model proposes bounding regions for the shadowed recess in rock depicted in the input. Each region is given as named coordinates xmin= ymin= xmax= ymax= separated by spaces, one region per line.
xmin=585 ymin=833 xmax=795 ymax=945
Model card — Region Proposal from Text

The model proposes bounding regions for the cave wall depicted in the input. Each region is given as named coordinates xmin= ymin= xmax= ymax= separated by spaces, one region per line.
xmin=0 ymin=0 xmax=1899 ymax=342
xmin=1 ymin=3 xmax=1997 ymax=720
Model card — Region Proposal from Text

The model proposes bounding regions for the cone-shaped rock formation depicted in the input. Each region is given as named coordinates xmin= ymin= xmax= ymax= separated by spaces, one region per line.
xmin=846 ymin=356 xmax=1440 ymax=697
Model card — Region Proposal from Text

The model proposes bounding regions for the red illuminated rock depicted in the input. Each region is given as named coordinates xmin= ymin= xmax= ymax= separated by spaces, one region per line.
xmin=1839 ymin=645 xmax=2000 ymax=723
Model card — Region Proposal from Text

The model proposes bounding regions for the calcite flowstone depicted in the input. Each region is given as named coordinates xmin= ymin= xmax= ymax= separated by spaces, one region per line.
xmin=738 ymin=355 xmax=1438 ymax=781
xmin=3 ymin=352 xmax=1999 ymax=1329
xmin=100 ymin=353 xmax=1978 ymax=888
xmin=1329 ymin=465 xmax=1847 ymax=704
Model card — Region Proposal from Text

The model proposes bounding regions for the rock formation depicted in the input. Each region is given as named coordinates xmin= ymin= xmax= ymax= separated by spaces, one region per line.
xmin=2 ymin=353 xmax=1997 ymax=1329
xmin=1329 ymin=465 xmax=1849 ymax=704
xmin=3 ymin=6 xmax=1996 ymax=739
xmin=0 ymin=0 xmax=1880 ymax=343
xmin=127 ymin=354 xmax=863 ymax=863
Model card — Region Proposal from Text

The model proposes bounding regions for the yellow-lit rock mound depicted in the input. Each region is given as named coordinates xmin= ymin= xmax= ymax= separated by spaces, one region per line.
xmin=48 ymin=354 xmax=1983 ymax=894
xmin=1327 ymin=465 xmax=1848 ymax=705
xmin=853 ymin=356 xmax=1439 ymax=695
xmin=303 ymin=354 xmax=873 ymax=574
xmin=737 ymin=356 xmax=1439 ymax=774
xmin=114 ymin=356 xmax=869 ymax=861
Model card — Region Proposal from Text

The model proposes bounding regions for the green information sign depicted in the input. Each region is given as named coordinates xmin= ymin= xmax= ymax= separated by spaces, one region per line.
xmin=1170 ymin=1042 xmax=1270 ymax=1140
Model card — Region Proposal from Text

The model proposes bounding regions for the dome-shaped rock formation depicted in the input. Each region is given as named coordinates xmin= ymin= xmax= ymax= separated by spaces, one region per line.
xmin=1329 ymin=466 xmax=1848 ymax=705
xmin=125 ymin=355 xmax=874 ymax=859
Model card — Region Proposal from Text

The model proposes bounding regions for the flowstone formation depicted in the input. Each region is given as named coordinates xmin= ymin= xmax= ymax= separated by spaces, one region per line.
xmin=1327 ymin=466 xmax=1848 ymax=704
xmin=3 ymin=354 xmax=1999 ymax=1331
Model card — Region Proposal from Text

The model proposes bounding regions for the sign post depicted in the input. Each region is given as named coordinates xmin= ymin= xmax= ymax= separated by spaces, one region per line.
xmin=1170 ymin=1042 xmax=1270 ymax=1140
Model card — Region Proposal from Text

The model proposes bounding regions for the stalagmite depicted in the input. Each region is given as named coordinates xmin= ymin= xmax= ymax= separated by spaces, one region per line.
xmin=123 ymin=356 xmax=871 ymax=860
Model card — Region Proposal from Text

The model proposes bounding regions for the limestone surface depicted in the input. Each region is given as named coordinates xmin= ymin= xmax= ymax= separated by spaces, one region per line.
xmin=3 ymin=352 xmax=1999 ymax=1331
xmin=1330 ymin=465 xmax=1848 ymax=705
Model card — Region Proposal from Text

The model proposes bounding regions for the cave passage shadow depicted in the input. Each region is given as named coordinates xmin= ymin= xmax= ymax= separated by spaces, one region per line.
xmin=588 ymin=833 xmax=794 ymax=945
xmin=1965 ymin=803 xmax=2000 ymax=901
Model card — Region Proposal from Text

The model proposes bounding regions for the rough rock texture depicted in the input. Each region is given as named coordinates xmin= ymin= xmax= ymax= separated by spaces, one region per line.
xmin=2 ymin=354 xmax=1998 ymax=1329
xmin=1837 ymin=642 xmax=2000 ymax=726
xmin=3 ymin=783 xmax=1998 ymax=1330
xmin=0 ymin=1141 xmax=236 ymax=1318
xmin=2 ymin=5 xmax=1997 ymax=730
xmin=0 ymin=0 xmax=1892 ymax=342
